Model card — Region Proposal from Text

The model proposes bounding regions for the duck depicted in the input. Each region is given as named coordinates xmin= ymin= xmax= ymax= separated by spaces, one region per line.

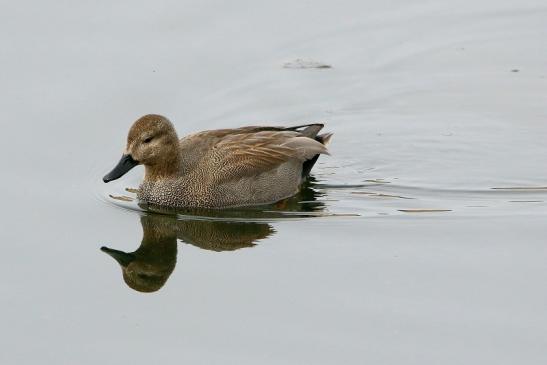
xmin=103 ymin=114 xmax=332 ymax=208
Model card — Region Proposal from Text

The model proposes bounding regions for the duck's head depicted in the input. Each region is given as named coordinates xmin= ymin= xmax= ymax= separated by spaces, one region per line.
xmin=103 ymin=114 xmax=179 ymax=183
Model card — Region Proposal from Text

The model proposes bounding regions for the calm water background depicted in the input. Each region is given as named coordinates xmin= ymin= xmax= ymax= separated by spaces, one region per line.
xmin=1 ymin=0 xmax=547 ymax=364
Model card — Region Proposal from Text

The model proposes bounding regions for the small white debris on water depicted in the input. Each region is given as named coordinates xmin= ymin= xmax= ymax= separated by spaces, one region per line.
xmin=282 ymin=58 xmax=332 ymax=69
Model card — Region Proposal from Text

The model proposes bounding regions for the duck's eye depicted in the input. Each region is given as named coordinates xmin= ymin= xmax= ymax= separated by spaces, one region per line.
xmin=143 ymin=137 xmax=153 ymax=143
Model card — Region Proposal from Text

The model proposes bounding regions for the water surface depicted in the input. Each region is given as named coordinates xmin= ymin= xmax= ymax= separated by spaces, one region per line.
xmin=1 ymin=0 xmax=547 ymax=364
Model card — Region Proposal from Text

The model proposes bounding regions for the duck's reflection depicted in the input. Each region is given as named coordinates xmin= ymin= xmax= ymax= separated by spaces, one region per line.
xmin=102 ymin=180 xmax=325 ymax=293
xmin=101 ymin=214 xmax=272 ymax=292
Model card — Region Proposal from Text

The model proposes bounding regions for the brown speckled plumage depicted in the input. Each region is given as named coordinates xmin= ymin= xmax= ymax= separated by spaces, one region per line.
xmin=106 ymin=114 xmax=332 ymax=208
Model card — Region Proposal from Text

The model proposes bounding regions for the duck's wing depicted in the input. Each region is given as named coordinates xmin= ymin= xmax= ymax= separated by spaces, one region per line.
xmin=205 ymin=129 xmax=330 ymax=184
xmin=179 ymin=127 xmax=284 ymax=156
xmin=179 ymin=124 xmax=327 ymax=172
xmin=182 ymin=124 xmax=325 ymax=143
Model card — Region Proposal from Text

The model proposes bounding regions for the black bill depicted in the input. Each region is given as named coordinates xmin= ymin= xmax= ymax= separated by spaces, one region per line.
xmin=101 ymin=246 xmax=136 ymax=267
xmin=103 ymin=154 xmax=139 ymax=183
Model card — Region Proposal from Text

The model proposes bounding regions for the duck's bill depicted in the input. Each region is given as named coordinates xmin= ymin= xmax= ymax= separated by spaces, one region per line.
xmin=103 ymin=154 xmax=139 ymax=183
xmin=101 ymin=246 xmax=136 ymax=267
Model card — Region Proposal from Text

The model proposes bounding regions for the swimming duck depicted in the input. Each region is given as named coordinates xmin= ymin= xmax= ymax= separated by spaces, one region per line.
xmin=103 ymin=114 xmax=332 ymax=208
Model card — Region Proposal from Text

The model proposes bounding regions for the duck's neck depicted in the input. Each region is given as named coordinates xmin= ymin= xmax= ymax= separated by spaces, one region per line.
xmin=143 ymin=151 xmax=181 ymax=182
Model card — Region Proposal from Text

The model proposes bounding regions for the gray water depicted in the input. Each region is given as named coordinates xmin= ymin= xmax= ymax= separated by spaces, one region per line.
xmin=2 ymin=0 xmax=547 ymax=364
